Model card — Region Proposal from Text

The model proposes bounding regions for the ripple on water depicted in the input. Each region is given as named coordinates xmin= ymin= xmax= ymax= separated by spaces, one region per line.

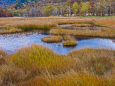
xmin=0 ymin=33 xmax=115 ymax=54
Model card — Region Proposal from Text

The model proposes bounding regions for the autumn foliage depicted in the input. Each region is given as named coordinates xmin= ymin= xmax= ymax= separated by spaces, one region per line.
xmin=0 ymin=8 xmax=13 ymax=17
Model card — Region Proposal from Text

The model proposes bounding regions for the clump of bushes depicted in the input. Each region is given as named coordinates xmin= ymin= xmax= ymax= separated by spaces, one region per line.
xmin=42 ymin=35 xmax=63 ymax=43
xmin=17 ymin=24 xmax=56 ymax=32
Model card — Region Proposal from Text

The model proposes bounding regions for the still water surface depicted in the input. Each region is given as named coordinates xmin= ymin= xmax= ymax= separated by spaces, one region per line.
xmin=0 ymin=33 xmax=115 ymax=54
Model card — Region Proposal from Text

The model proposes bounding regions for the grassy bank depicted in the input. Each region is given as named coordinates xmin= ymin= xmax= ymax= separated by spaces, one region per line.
xmin=16 ymin=24 xmax=56 ymax=32
xmin=0 ymin=45 xmax=114 ymax=86
xmin=50 ymin=28 xmax=115 ymax=38
xmin=0 ymin=17 xmax=115 ymax=85
xmin=0 ymin=17 xmax=115 ymax=38
xmin=0 ymin=24 xmax=56 ymax=34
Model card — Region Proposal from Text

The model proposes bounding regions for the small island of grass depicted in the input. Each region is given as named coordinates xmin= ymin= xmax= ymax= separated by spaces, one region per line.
xmin=41 ymin=35 xmax=63 ymax=43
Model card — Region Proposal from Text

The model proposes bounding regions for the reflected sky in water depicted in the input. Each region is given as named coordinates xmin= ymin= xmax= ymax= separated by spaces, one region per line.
xmin=0 ymin=33 xmax=115 ymax=55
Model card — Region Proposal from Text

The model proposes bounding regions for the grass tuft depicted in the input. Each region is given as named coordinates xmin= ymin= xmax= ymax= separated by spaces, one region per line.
xmin=8 ymin=44 xmax=73 ymax=74
xmin=17 ymin=24 xmax=56 ymax=32
xmin=68 ymin=48 xmax=115 ymax=75
xmin=72 ymin=24 xmax=92 ymax=27
xmin=63 ymin=40 xmax=77 ymax=47
xmin=18 ymin=73 xmax=113 ymax=86
xmin=42 ymin=35 xmax=63 ymax=43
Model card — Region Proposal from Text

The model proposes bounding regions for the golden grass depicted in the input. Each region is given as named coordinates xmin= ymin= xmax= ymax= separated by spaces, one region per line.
xmin=0 ymin=50 xmax=7 ymax=65
xmin=0 ymin=65 xmax=27 ymax=86
xmin=18 ymin=72 xmax=114 ymax=86
xmin=16 ymin=24 xmax=56 ymax=32
xmin=72 ymin=24 xmax=92 ymax=27
xmin=50 ymin=28 xmax=115 ymax=38
xmin=63 ymin=40 xmax=77 ymax=47
xmin=0 ymin=47 xmax=114 ymax=86
xmin=0 ymin=50 xmax=7 ymax=57
xmin=41 ymin=35 xmax=63 ymax=43
xmin=58 ymin=20 xmax=95 ymax=25
xmin=68 ymin=48 xmax=115 ymax=75
xmin=8 ymin=44 xmax=73 ymax=74
xmin=63 ymin=35 xmax=77 ymax=47
xmin=0 ymin=28 xmax=22 ymax=34
xmin=0 ymin=17 xmax=114 ymax=36
xmin=0 ymin=17 xmax=114 ymax=85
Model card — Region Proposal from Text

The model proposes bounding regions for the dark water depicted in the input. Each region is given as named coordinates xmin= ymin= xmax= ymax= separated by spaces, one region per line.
xmin=0 ymin=33 xmax=115 ymax=55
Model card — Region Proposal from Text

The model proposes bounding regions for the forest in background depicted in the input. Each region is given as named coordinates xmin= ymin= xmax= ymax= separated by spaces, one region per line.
xmin=0 ymin=0 xmax=115 ymax=17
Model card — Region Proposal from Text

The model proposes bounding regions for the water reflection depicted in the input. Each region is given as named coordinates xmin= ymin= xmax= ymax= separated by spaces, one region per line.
xmin=0 ymin=33 xmax=115 ymax=54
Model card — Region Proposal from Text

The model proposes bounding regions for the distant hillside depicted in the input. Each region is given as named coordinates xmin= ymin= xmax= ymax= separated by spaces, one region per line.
xmin=0 ymin=0 xmax=16 ymax=7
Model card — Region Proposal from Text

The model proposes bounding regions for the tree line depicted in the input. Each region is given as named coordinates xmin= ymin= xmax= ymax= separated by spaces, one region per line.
xmin=0 ymin=0 xmax=115 ymax=17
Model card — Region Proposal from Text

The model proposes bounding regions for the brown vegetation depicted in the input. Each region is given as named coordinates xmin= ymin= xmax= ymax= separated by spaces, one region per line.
xmin=41 ymin=35 xmax=63 ymax=43
xmin=0 ymin=45 xmax=114 ymax=86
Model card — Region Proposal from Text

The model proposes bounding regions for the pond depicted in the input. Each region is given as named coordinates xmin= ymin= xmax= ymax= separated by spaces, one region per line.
xmin=0 ymin=33 xmax=115 ymax=55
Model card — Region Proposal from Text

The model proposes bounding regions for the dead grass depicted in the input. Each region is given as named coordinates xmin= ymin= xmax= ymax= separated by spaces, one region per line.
xmin=63 ymin=40 xmax=77 ymax=47
xmin=41 ymin=35 xmax=63 ymax=43
xmin=18 ymin=72 xmax=114 ymax=86
xmin=72 ymin=24 xmax=92 ymax=27
xmin=68 ymin=48 xmax=115 ymax=75
xmin=0 ymin=47 xmax=114 ymax=86
xmin=50 ymin=28 xmax=115 ymax=38
xmin=0 ymin=17 xmax=114 ymax=86
xmin=8 ymin=44 xmax=73 ymax=74
xmin=16 ymin=24 xmax=56 ymax=32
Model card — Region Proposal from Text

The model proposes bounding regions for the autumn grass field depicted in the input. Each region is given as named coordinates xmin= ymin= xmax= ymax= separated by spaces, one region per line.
xmin=0 ymin=44 xmax=114 ymax=86
xmin=0 ymin=17 xmax=115 ymax=38
xmin=0 ymin=17 xmax=115 ymax=86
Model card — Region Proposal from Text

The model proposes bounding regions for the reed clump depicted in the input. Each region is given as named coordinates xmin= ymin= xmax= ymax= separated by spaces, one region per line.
xmin=50 ymin=28 xmax=115 ymax=38
xmin=0 ymin=65 xmax=28 ymax=86
xmin=58 ymin=20 xmax=95 ymax=25
xmin=8 ymin=44 xmax=73 ymax=74
xmin=18 ymin=72 xmax=113 ymax=86
xmin=0 ymin=47 xmax=114 ymax=86
xmin=17 ymin=24 xmax=56 ymax=32
xmin=0 ymin=50 xmax=7 ymax=57
xmin=0 ymin=50 xmax=7 ymax=65
xmin=41 ymin=35 xmax=63 ymax=43
xmin=0 ymin=27 xmax=22 ymax=34
xmin=68 ymin=48 xmax=115 ymax=75
xmin=63 ymin=35 xmax=77 ymax=47
xmin=72 ymin=24 xmax=92 ymax=27
xmin=63 ymin=40 xmax=77 ymax=47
